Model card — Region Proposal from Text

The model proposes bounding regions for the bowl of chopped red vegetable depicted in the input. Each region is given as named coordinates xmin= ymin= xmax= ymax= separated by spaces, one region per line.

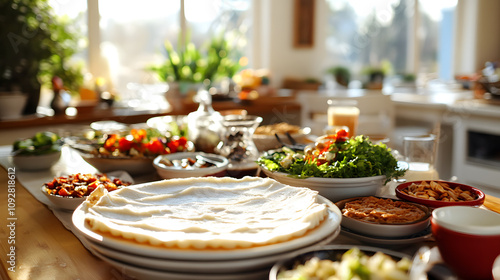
xmin=68 ymin=128 xmax=194 ymax=176
xmin=257 ymin=130 xmax=406 ymax=202
xmin=153 ymin=152 xmax=229 ymax=179
xmin=41 ymin=173 xmax=131 ymax=211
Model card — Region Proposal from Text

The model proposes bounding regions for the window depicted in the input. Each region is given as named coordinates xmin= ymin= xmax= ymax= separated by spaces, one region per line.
xmin=49 ymin=0 xmax=251 ymax=97
xmin=325 ymin=0 xmax=457 ymax=87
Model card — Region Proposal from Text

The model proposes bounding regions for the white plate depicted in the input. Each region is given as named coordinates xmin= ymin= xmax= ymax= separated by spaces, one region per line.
xmin=72 ymin=196 xmax=341 ymax=261
xmin=87 ymin=227 xmax=339 ymax=274
xmin=340 ymin=226 xmax=433 ymax=246
xmin=89 ymin=248 xmax=271 ymax=280
xmin=261 ymin=168 xmax=385 ymax=202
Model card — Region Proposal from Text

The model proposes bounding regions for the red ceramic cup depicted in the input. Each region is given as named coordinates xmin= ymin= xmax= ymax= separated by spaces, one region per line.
xmin=431 ymin=206 xmax=500 ymax=280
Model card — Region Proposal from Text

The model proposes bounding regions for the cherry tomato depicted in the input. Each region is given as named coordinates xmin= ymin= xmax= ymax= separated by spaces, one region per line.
xmin=167 ymin=140 xmax=180 ymax=152
xmin=147 ymin=139 xmax=165 ymax=154
xmin=118 ymin=137 xmax=133 ymax=151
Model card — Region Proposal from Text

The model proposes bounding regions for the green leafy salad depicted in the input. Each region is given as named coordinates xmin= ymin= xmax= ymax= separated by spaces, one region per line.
xmin=13 ymin=131 xmax=62 ymax=156
xmin=257 ymin=130 xmax=405 ymax=183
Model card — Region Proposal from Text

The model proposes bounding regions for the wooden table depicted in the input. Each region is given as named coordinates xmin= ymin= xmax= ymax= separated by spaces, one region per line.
xmin=1 ymin=156 xmax=500 ymax=280
xmin=0 ymin=167 xmax=121 ymax=280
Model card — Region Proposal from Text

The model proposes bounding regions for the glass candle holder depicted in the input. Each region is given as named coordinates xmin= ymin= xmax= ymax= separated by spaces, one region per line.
xmin=215 ymin=115 xmax=263 ymax=178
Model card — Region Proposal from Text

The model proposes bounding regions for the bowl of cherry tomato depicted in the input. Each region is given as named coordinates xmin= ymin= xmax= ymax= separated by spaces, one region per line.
xmin=70 ymin=128 xmax=194 ymax=176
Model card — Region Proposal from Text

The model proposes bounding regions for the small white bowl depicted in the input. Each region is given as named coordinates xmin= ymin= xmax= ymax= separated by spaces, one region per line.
xmin=12 ymin=151 xmax=61 ymax=171
xmin=153 ymin=152 xmax=229 ymax=179
xmin=42 ymin=185 xmax=85 ymax=211
xmin=260 ymin=168 xmax=385 ymax=202
xmin=336 ymin=197 xmax=431 ymax=238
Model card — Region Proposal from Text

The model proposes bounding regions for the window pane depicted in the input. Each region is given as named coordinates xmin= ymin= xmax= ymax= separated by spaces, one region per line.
xmin=325 ymin=0 xmax=456 ymax=84
xmin=99 ymin=0 xmax=181 ymax=93
xmin=99 ymin=0 xmax=251 ymax=94
xmin=185 ymin=0 xmax=252 ymax=54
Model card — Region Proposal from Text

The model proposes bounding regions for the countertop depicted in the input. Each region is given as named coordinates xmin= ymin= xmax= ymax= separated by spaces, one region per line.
xmin=0 ymin=95 xmax=301 ymax=130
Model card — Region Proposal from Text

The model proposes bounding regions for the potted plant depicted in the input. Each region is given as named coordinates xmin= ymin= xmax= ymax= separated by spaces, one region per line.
xmin=327 ymin=66 xmax=351 ymax=87
xmin=0 ymin=0 xmax=82 ymax=118
xmin=148 ymin=34 xmax=240 ymax=99
xmin=361 ymin=61 xmax=393 ymax=90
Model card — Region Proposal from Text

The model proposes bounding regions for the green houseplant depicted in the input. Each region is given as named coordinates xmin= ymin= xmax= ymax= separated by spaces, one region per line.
xmin=0 ymin=0 xmax=82 ymax=116
xmin=148 ymin=35 xmax=240 ymax=95
xmin=327 ymin=66 xmax=351 ymax=87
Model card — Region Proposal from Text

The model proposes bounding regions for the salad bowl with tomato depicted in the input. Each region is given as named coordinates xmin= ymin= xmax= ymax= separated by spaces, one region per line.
xmin=257 ymin=130 xmax=406 ymax=202
xmin=68 ymin=128 xmax=194 ymax=176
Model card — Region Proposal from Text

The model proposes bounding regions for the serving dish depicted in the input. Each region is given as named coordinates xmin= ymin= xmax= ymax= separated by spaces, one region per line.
xmin=260 ymin=168 xmax=385 ymax=202
xmin=431 ymin=206 xmax=500 ymax=280
xmin=89 ymin=248 xmax=271 ymax=280
xmin=269 ymin=245 xmax=412 ymax=280
xmin=340 ymin=226 xmax=433 ymax=246
xmin=11 ymin=131 xmax=63 ymax=171
xmin=42 ymin=185 xmax=86 ymax=210
xmin=12 ymin=151 xmax=61 ymax=171
xmin=78 ymin=154 xmax=155 ymax=176
xmin=87 ymin=229 xmax=337 ymax=274
xmin=72 ymin=194 xmax=342 ymax=261
xmin=41 ymin=173 xmax=132 ymax=211
xmin=67 ymin=127 xmax=193 ymax=176
xmin=335 ymin=196 xmax=431 ymax=238
xmin=396 ymin=180 xmax=485 ymax=208
xmin=257 ymin=130 xmax=404 ymax=201
xmin=153 ymin=152 xmax=228 ymax=179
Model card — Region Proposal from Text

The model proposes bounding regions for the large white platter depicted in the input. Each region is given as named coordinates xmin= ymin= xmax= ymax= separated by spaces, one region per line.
xmin=73 ymin=195 xmax=341 ymax=261
xmin=88 ymin=227 xmax=339 ymax=274
xmin=89 ymin=248 xmax=271 ymax=280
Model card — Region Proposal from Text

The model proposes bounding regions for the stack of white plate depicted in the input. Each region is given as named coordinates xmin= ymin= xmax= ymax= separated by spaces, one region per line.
xmin=72 ymin=196 xmax=342 ymax=280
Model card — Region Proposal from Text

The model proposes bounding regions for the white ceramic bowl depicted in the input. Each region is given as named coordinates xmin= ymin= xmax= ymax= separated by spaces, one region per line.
xmin=79 ymin=154 xmax=155 ymax=176
xmin=12 ymin=151 xmax=61 ymax=171
xmin=153 ymin=152 xmax=229 ymax=179
xmin=260 ymin=168 xmax=385 ymax=202
xmin=335 ymin=196 xmax=431 ymax=238
xmin=42 ymin=185 xmax=86 ymax=211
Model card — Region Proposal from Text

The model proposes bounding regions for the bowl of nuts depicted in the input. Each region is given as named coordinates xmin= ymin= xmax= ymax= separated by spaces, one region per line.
xmin=395 ymin=180 xmax=485 ymax=208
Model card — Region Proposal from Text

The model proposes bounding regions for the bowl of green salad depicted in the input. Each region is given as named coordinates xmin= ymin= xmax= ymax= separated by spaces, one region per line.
xmin=257 ymin=130 xmax=406 ymax=202
xmin=11 ymin=131 xmax=63 ymax=171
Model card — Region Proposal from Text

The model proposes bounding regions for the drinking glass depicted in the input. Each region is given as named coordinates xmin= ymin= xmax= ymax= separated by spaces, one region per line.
xmin=327 ymin=99 xmax=359 ymax=137
xmin=402 ymin=134 xmax=439 ymax=181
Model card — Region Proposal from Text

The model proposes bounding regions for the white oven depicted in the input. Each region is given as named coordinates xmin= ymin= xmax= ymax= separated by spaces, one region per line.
xmin=452 ymin=110 xmax=500 ymax=197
